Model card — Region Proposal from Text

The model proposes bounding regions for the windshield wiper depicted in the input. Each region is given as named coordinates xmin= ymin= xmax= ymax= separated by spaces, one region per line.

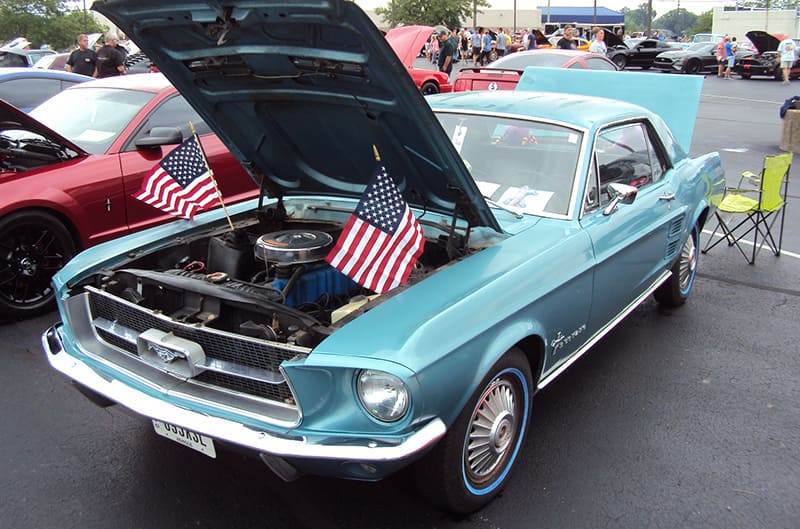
xmin=482 ymin=196 xmax=524 ymax=219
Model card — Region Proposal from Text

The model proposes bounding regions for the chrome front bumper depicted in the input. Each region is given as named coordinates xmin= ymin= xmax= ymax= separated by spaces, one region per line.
xmin=42 ymin=325 xmax=446 ymax=465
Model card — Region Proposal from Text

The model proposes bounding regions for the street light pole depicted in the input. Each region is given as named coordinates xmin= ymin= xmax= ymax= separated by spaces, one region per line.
xmin=83 ymin=0 xmax=88 ymax=33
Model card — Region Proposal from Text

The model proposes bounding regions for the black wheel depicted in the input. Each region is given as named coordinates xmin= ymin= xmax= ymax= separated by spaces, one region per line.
xmin=612 ymin=54 xmax=627 ymax=69
xmin=741 ymin=73 xmax=751 ymax=79
xmin=686 ymin=60 xmax=702 ymax=74
xmin=489 ymin=50 xmax=498 ymax=63
xmin=0 ymin=211 xmax=76 ymax=318
xmin=655 ymin=223 xmax=698 ymax=307
xmin=420 ymin=81 xmax=440 ymax=95
xmin=415 ymin=348 xmax=532 ymax=514
xmin=641 ymin=64 xmax=651 ymax=70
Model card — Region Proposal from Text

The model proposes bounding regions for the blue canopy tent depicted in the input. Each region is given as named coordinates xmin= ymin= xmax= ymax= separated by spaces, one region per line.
xmin=537 ymin=6 xmax=624 ymax=25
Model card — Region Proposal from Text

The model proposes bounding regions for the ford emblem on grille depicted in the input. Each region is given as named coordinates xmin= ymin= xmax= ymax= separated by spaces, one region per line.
xmin=137 ymin=329 xmax=206 ymax=378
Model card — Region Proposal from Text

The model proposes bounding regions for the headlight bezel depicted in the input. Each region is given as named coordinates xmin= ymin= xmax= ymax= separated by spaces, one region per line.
xmin=356 ymin=369 xmax=410 ymax=423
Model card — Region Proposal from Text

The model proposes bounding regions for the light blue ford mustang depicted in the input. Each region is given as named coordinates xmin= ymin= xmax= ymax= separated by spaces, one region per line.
xmin=42 ymin=0 xmax=725 ymax=514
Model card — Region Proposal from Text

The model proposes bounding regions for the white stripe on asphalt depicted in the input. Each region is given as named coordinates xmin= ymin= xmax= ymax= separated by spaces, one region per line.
xmin=702 ymin=229 xmax=800 ymax=259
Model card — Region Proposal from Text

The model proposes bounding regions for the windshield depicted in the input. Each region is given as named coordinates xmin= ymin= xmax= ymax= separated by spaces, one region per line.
xmin=687 ymin=42 xmax=713 ymax=52
xmin=435 ymin=112 xmax=583 ymax=217
xmin=30 ymin=86 xmax=154 ymax=154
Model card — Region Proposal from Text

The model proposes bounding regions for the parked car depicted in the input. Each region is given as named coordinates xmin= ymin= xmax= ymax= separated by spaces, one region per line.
xmin=653 ymin=41 xmax=753 ymax=74
xmin=735 ymin=30 xmax=800 ymax=80
xmin=607 ymin=35 xmax=677 ymax=69
xmin=0 ymin=73 xmax=258 ymax=317
xmin=385 ymin=25 xmax=452 ymax=95
xmin=453 ymin=49 xmax=617 ymax=92
xmin=691 ymin=33 xmax=725 ymax=44
xmin=45 ymin=0 xmax=725 ymax=515
xmin=0 ymin=67 xmax=92 ymax=112
xmin=32 ymin=52 xmax=69 ymax=71
xmin=0 ymin=46 xmax=55 ymax=67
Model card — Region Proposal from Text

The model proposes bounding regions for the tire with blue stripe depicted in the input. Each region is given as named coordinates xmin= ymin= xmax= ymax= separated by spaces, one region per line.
xmin=415 ymin=348 xmax=532 ymax=514
xmin=655 ymin=223 xmax=699 ymax=307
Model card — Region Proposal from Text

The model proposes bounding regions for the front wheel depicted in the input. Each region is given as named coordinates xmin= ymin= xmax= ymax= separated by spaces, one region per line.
xmin=415 ymin=348 xmax=532 ymax=514
xmin=655 ymin=223 xmax=698 ymax=307
xmin=612 ymin=54 xmax=627 ymax=69
xmin=685 ymin=60 xmax=701 ymax=74
xmin=420 ymin=81 xmax=440 ymax=95
xmin=0 ymin=211 xmax=76 ymax=318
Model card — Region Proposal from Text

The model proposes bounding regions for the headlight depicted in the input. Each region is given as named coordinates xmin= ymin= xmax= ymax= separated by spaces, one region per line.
xmin=357 ymin=370 xmax=409 ymax=422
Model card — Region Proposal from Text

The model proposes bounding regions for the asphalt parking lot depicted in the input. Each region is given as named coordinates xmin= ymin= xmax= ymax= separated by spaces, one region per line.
xmin=1 ymin=70 xmax=798 ymax=529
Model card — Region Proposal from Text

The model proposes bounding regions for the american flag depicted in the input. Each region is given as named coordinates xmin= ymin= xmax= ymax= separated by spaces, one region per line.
xmin=133 ymin=136 xmax=220 ymax=219
xmin=325 ymin=164 xmax=425 ymax=294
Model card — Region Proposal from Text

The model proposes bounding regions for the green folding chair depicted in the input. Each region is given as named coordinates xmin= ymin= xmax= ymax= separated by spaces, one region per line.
xmin=702 ymin=152 xmax=791 ymax=264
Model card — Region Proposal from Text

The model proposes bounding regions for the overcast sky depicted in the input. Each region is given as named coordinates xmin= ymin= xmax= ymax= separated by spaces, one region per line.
xmin=353 ymin=0 xmax=728 ymax=16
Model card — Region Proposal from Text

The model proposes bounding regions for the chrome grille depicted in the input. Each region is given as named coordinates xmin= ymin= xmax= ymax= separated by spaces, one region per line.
xmin=87 ymin=288 xmax=302 ymax=404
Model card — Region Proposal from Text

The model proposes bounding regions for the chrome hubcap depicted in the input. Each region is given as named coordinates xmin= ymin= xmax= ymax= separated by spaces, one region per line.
xmin=465 ymin=379 xmax=517 ymax=482
xmin=678 ymin=232 xmax=697 ymax=291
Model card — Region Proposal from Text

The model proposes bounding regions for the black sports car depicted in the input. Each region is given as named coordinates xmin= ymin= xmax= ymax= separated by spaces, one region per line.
xmin=735 ymin=30 xmax=800 ymax=80
xmin=654 ymin=41 xmax=753 ymax=74
xmin=606 ymin=35 xmax=678 ymax=70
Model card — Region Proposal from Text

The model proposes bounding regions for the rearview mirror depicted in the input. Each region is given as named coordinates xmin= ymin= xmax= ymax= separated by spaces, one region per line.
xmin=135 ymin=126 xmax=183 ymax=148
xmin=603 ymin=182 xmax=638 ymax=215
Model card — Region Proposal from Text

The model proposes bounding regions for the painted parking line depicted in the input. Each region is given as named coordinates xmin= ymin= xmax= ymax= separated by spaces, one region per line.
xmin=701 ymin=93 xmax=781 ymax=106
xmin=702 ymin=228 xmax=800 ymax=259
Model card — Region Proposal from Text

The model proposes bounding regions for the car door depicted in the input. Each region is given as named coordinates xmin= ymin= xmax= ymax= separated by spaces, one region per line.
xmin=580 ymin=121 xmax=686 ymax=332
xmin=118 ymin=93 xmax=256 ymax=234
xmin=631 ymin=41 xmax=662 ymax=67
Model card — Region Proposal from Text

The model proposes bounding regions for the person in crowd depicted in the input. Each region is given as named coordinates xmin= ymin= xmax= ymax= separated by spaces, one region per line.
xmin=496 ymin=27 xmax=506 ymax=58
xmin=557 ymin=26 xmax=577 ymax=50
xmin=589 ymin=27 xmax=607 ymax=55
xmin=96 ymin=32 xmax=126 ymax=78
xmin=427 ymin=33 xmax=439 ymax=64
xmin=480 ymin=29 xmax=492 ymax=65
xmin=436 ymin=26 xmax=455 ymax=75
xmin=778 ymin=34 xmax=796 ymax=85
xmin=65 ymin=34 xmax=97 ymax=77
xmin=471 ymin=27 xmax=482 ymax=66
xmin=724 ymin=36 xmax=737 ymax=79
xmin=717 ymin=35 xmax=728 ymax=78
xmin=460 ymin=28 xmax=471 ymax=63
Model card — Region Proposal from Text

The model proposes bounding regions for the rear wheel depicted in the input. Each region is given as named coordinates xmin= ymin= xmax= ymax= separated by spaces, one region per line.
xmin=655 ymin=223 xmax=698 ymax=307
xmin=420 ymin=81 xmax=440 ymax=95
xmin=416 ymin=348 xmax=532 ymax=514
xmin=0 ymin=211 xmax=76 ymax=318
xmin=741 ymin=73 xmax=751 ymax=79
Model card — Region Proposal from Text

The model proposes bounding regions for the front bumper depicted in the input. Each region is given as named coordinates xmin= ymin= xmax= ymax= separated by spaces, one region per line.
xmin=42 ymin=325 xmax=446 ymax=476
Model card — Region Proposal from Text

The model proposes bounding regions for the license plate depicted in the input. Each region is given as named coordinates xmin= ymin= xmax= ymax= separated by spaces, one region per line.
xmin=152 ymin=420 xmax=217 ymax=458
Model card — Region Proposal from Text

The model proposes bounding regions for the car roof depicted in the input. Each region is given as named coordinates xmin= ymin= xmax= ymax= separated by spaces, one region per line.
xmin=429 ymin=89 xmax=649 ymax=131
xmin=0 ymin=67 xmax=91 ymax=81
xmin=68 ymin=72 xmax=174 ymax=93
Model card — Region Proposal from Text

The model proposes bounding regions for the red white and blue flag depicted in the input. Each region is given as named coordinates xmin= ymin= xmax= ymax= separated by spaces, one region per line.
xmin=325 ymin=164 xmax=425 ymax=294
xmin=134 ymin=136 xmax=220 ymax=219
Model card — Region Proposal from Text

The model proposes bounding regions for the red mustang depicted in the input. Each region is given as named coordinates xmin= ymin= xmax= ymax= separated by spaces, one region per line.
xmin=385 ymin=25 xmax=453 ymax=95
xmin=0 ymin=73 xmax=258 ymax=317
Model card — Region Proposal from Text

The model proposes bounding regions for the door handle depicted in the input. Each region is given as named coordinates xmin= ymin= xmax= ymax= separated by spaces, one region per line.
xmin=659 ymin=193 xmax=676 ymax=201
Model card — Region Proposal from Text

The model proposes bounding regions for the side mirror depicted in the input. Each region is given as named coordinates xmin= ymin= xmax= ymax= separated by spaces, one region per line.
xmin=135 ymin=126 xmax=183 ymax=148
xmin=603 ymin=182 xmax=638 ymax=215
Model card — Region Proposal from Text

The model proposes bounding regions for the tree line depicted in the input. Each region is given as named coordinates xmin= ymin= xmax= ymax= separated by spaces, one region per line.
xmin=0 ymin=0 xmax=105 ymax=51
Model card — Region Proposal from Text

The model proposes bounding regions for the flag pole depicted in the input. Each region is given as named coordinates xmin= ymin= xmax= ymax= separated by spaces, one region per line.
xmin=189 ymin=121 xmax=235 ymax=231
xmin=373 ymin=144 xmax=381 ymax=162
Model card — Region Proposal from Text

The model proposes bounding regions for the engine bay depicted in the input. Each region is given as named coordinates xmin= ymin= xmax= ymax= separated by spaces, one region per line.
xmin=87 ymin=218 xmax=457 ymax=349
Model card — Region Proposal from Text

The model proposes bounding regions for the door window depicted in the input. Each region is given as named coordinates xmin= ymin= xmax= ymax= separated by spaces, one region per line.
xmin=125 ymin=94 xmax=211 ymax=150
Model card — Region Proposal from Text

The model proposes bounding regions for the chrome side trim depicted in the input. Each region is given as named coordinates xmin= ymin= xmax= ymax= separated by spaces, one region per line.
xmin=537 ymin=269 xmax=672 ymax=390
xmin=43 ymin=326 xmax=446 ymax=462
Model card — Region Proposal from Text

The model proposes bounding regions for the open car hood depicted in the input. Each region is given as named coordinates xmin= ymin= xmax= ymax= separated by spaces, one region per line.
xmin=604 ymin=31 xmax=624 ymax=49
xmin=93 ymin=0 xmax=499 ymax=231
xmin=385 ymin=25 xmax=433 ymax=68
xmin=0 ymin=99 xmax=88 ymax=156
xmin=746 ymin=31 xmax=780 ymax=54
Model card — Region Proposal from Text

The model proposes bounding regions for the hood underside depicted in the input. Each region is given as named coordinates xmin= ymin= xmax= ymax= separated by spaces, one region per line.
xmin=92 ymin=0 xmax=499 ymax=231
xmin=746 ymin=30 xmax=780 ymax=54
xmin=385 ymin=25 xmax=433 ymax=68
